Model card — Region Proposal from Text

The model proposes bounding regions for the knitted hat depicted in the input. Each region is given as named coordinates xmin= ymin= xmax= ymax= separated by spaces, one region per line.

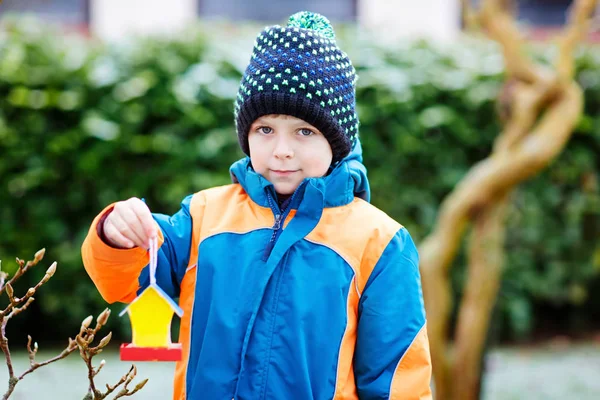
xmin=234 ymin=11 xmax=359 ymax=164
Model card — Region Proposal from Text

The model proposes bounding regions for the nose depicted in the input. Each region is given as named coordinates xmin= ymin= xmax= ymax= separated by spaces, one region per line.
xmin=273 ymin=135 xmax=294 ymax=159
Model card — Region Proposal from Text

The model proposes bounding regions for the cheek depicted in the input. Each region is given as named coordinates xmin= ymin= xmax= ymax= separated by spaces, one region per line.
xmin=302 ymin=146 xmax=332 ymax=176
xmin=248 ymin=135 xmax=269 ymax=173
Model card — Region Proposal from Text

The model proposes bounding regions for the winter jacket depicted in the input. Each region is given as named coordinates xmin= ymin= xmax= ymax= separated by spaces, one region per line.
xmin=82 ymin=142 xmax=432 ymax=400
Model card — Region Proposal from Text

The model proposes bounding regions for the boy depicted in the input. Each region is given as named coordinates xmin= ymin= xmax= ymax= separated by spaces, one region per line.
xmin=82 ymin=11 xmax=432 ymax=400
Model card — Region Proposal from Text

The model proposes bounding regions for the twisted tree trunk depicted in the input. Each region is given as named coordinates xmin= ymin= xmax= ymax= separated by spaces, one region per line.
xmin=420 ymin=1 xmax=598 ymax=399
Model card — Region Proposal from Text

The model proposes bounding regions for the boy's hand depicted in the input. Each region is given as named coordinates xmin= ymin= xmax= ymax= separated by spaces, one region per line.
xmin=103 ymin=198 xmax=157 ymax=249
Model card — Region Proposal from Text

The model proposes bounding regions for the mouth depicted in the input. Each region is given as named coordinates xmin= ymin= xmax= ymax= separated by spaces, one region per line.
xmin=270 ymin=169 xmax=299 ymax=176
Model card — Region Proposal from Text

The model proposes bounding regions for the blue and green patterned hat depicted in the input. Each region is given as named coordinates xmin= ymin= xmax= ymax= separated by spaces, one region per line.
xmin=234 ymin=11 xmax=359 ymax=164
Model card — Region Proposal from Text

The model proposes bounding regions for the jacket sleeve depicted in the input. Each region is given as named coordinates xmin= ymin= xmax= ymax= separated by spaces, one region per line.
xmin=354 ymin=227 xmax=432 ymax=400
xmin=81 ymin=194 xmax=195 ymax=304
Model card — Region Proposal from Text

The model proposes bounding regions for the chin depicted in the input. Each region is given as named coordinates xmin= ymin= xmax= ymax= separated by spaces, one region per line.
xmin=273 ymin=184 xmax=297 ymax=196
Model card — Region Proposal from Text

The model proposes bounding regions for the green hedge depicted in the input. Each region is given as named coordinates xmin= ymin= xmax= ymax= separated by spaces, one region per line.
xmin=1 ymin=19 xmax=599 ymax=343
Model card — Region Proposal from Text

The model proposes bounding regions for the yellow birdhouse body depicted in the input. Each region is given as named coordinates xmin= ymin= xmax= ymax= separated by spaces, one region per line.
xmin=126 ymin=286 xmax=179 ymax=347
xmin=119 ymin=283 xmax=183 ymax=359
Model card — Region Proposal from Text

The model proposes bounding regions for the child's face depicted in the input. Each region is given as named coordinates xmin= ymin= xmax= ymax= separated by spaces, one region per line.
xmin=248 ymin=114 xmax=333 ymax=195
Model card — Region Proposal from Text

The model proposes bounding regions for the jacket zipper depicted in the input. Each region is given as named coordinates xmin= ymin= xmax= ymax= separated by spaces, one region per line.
xmin=233 ymin=183 xmax=308 ymax=399
xmin=262 ymin=185 xmax=302 ymax=261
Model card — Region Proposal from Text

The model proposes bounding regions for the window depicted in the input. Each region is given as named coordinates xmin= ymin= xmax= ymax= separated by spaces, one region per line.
xmin=467 ymin=0 xmax=573 ymax=27
xmin=517 ymin=0 xmax=572 ymax=26
xmin=465 ymin=1 xmax=600 ymax=41
xmin=0 ymin=0 xmax=89 ymax=25
xmin=198 ymin=0 xmax=356 ymax=23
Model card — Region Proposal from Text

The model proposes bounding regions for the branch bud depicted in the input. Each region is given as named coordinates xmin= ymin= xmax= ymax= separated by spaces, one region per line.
xmin=96 ymin=308 xmax=111 ymax=327
xmin=98 ymin=332 xmax=112 ymax=348
xmin=34 ymin=249 xmax=46 ymax=264
xmin=45 ymin=262 xmax=57 ymax=277
xmin=76 ymin=334 xmax=87 ymax=348
xmin=81 ymin=315 xmax=93 ymax=330
xmin=134 ymin=379 xmax=149 ymax=391
xmin=6 ymin=283 xmax=13 ymax=298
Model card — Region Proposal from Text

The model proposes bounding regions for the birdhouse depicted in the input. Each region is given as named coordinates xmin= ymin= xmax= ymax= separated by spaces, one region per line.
xmin=119 ymin=238 xmax=183 ymax=361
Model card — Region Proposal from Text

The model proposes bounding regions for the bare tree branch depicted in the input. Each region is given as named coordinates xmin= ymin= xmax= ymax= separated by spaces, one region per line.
xmin=421 ymin=0 xmax=598 ymax=398
xmin=0 ymin=249 xmax=45 ymax=296
xmin=0 ymin=251 xmax=63 ymax=400
xmin=461 ymin=0 xmax=479 ymax=32
xmin=555 ymin=0 xmax=597 ymax=80
xmin=76 ymin=308 xmax=148 ymax=399
xmin=0 ymin=250 xmax=147 ymax=399
xmin=479 ymin=0 xmax=543 ymax=83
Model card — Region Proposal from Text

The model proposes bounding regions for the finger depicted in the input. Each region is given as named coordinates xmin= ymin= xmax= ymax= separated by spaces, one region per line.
xmin=119 ymin=205 xmax=150 ymax=247
xmin=109 ymin=211 xmax=147 ymax=248
xmin=130 ymin=198 xmax=158 ymax=239
xmin=104 ymin=219 xmax=135 ymax=248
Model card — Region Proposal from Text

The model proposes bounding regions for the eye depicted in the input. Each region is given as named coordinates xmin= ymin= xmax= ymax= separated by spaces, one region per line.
xmin=258 ymin=126 xmax=273 ymax=134
xmin=299 ymin=128 xmax=314 ymax=136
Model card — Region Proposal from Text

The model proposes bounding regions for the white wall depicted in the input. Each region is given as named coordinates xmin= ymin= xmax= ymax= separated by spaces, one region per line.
xmin=90 ymin=0 xmax=197 ymax=42
xmin=357 ymin=0 xmax=461 ymax=43
xmin=90 ymin=0 xmax=460 ymax=43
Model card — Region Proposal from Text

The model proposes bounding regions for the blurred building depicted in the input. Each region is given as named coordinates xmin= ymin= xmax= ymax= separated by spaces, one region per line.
xmin=0 ymin=0 xmax=592 ymax=43
xmin=0 ymin=0 xmax=89 ymax=29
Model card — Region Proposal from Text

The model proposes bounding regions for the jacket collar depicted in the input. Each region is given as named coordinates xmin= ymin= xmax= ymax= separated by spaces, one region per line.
xmin=229 ymin=140 xmax=370 ymax=210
